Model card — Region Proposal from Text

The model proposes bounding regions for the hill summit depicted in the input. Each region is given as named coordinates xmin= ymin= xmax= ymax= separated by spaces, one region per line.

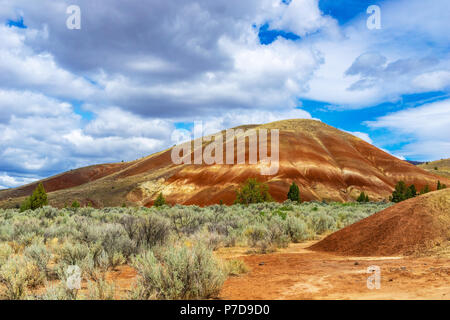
xmin=1 ymin=119 xmax=448 ymax=208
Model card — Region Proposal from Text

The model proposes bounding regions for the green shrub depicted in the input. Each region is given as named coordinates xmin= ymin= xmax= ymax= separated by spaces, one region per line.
xmin=391 ymin=181 xmax=418 ymax=202
xmin=437 ymin=180 xmax=447 ymax=190
xmin=420 ymin=184 xmax=431 ymax=194
xmin=154 ymin=193 xmax=167 ymax=207
xmin=81 ymin=249 xmax=110 ymax=281
xmin=167 ymin=207 xmax=204 ymax=236
xmin=87 ymin=279 xmax=116 ymax=300
xmin=311 ymin=213 xmax=336 ymax=234
xmin=24 ymin=243 xmax=51 ymax=277
xmin=131 ymin=244 xmax=225 ymax=300
xmin=31 ymin=283 xmax=75 ymax=300
xmin=225 ymin=259 xmax=249 ymax=276
xmin=136 ymin=214 xmax=171 ymax=248
xmin=287 ymin=182 xmax=300 ymax=202
xmin=357 ymin=192 xmax=369 ymax=203
xmin=267 ymin=217 xmax=290 ymax=249
xmin=245 ymin=224 xmax=269 ymax=247
xmin=57 ymin=242 xmax=90 ymax=266
xmin=0 ymin=256 xmax=43 ymax=299
xmin=193 ymin=231 xmax=224 ymax=251
xmin=285 ymin=216 xmax=310 ymax=242
xmin=71 ymin=201 xmax=81 ymax=209
xmin=97 ymin=224 xmax=135 ymax=261
xmin=0 ymin=256 xmax=29 ymax=300
xmin=20 ymin=183 xmax=48 ymax=212
xmin=235 ymin=179 xmax=273 ymax=205
xmin=0 ymin=243 xmax=13 ymax=266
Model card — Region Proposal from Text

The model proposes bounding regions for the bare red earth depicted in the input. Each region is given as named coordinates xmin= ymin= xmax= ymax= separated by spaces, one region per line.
xmin=310 ymin=189 xmax=450 ymax=256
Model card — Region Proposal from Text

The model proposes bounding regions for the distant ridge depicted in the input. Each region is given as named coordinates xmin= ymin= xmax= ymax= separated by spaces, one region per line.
xmin=406 ymin=160 xmax=425 ymax=165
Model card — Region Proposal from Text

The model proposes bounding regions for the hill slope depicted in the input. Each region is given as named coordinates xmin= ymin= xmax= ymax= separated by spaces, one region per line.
xmin=310 ymin=188 xmax=450 ymax=256
xmin=1 ymin=119 xmax=448 ymax=208
xmin=418 ymin=159 xmax=450 ymax=179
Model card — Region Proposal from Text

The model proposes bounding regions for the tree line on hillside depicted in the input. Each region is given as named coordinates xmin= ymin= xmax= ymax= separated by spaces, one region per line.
xmin=19 ymin=183 xmax=85 ymax=212
xmin=17 ymin=178 xmax=447 ymax=211
xmin=390 ymin=180 xmax=446 ymax=203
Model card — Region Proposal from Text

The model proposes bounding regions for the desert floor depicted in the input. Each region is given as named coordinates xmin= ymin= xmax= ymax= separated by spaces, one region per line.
xmin=102 ymin=240 xmax=450 ymax=300
xmin=218 ymin=241 xmax=450 ymax=300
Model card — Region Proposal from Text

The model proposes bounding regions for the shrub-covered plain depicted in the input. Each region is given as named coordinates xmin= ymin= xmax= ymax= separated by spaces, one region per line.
xmin=0 ymin=201 xmax=391 ymax=300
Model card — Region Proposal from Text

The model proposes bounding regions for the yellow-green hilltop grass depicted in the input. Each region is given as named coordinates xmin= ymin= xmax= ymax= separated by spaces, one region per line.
xmin=418 ymin=159 xmax=450 ymax=179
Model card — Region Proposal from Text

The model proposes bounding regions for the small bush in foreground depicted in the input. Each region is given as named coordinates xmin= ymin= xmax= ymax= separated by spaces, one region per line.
xmin=0 ymin=243 xmax=13 ymax=266
xmin=56 ymin=242 xmax=90 ymax=266
xmin=0 ymin=256 xmax=43 ymax=299
xmin=225 ymin=259 xmax=249 ymax=276
xmin=131 ymin=244 xmax=225 ymax=300
xmin=24 ymin=243 xmax=51 ymax=278
xmin=87 ymin=279 xmax=116 ymax=300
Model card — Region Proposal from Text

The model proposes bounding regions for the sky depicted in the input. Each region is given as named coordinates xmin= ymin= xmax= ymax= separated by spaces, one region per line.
xmin=0 ymin=0 xmax=449 ymax=189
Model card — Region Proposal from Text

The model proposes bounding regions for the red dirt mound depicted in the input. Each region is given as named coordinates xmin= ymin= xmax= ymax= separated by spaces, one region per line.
xmin=310 ymin=189 xmax=450 ymax=256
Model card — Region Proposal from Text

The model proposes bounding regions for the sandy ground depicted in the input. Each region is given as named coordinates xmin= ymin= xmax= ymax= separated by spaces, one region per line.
xmin=217 ymin=241 xmax=450 ymax=300
xmin=32 ymin=240 xmax=449 ymax=300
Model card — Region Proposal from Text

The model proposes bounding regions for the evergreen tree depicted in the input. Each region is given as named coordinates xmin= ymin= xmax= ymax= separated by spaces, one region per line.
xmin=357 ymin=191 xmax=369 ymax=203
xmin=420 ymin=184 xmax=430 ymax=195
xmin=391 ymin=181 xmax=407 ymax=203
xmin=20 ymin=183 xmax=48 ymax=212
xmin=19 ymin=197 xmax=32 ymax=212
xmin=71 ymin=200 xmax=81 ymax=208
xmin=408 ymin=184 xmax=417 ymax=197
xmin=404 ymin=187 xmax=413 ymax=200
xmin=287 ymin=182 xmax=300 ymax=202
xmin=154 ymin=193 xmax=167 ymax=207
xmin=436 ymin=181 xmax=447 ymax=190
xmin=235 ymin=178 xmax=273 ymax=205
xmin=391 ymin=182 xmax=419 ymax=203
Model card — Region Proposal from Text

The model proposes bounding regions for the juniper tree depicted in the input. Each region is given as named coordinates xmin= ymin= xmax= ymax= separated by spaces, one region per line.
xmin=420 ymin=184 xmax=430 ymax=195
xmin=287 ymin=182 xmax=300 ymax=202
xmin=71 ymin=200 xmax=81 ymax=208
xmin=154 ymin=193 xmax=167 ymax=207
xmin=357 ymin=191 xmax=369 ymax=203
xmin=391 ymin=181 xmax=407 ymax=203
xmin=408 ymin=184 xmax=417 ymax=197
xmin=20 ymin=183 xmax=48 ymax=212
xmin=235 ymin=178 xmax=273 ymax=205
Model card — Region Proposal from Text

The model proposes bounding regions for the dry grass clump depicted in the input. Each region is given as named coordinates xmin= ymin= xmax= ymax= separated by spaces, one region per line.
xmin=130 ymin=244 xmax=225 ymax=300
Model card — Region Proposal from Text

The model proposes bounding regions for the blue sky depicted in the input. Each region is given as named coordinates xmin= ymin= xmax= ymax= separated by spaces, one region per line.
xmin=319 ymin=0 xmax=385 ymax=24
xmin=0 ymin=0 xmax=449 ymax=189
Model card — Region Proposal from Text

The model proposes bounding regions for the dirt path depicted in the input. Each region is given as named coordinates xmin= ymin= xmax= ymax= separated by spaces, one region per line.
xmin=46 ymin=241 xmax=449 ymax=300
xmin=218 ymin=242 xmax=450 ymax=300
